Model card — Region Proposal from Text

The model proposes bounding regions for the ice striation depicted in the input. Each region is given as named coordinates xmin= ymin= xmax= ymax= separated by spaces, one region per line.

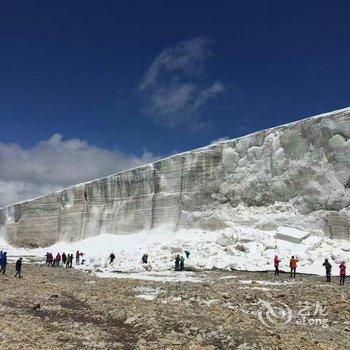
xmin=0 ymin=107 xmax=350 ymax=247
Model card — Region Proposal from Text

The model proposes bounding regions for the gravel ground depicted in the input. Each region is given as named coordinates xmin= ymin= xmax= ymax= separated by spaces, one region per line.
xmin=0 ymin=263 xmax=349 ymax=350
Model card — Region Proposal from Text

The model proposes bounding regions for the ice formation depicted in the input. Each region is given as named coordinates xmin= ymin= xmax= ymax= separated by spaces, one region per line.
xmin=0 ymin=107 xmax=349 ymax=275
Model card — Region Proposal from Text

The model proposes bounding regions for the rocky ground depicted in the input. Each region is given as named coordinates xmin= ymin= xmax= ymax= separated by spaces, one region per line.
xmin=0 ymin=263 xmax=349 ymax=350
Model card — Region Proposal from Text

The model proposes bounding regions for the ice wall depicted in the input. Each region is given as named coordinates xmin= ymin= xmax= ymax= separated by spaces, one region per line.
xmin=1 ymin=108 xmax=350 ymax=247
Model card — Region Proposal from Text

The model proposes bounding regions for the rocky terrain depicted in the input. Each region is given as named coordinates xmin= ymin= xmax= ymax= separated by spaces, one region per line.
xmin=0 ymin=262 xmax=349 ymax=349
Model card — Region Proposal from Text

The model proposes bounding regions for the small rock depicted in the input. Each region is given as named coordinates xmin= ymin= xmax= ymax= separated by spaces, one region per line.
xmin=124 ymin=317 xmax=137 ymax=325
xmin=196 ymin=333 xmax=204 ymax=342
xmin=32 ymin=303 xmax=41 ymax=310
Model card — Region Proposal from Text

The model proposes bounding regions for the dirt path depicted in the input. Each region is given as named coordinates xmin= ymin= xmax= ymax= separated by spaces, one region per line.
xmin=0 ymin=263 xmax=349 ymax=349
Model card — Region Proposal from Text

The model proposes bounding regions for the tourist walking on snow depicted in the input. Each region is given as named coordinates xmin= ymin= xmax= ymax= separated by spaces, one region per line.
xmin=323 ymin=258 xmax=332 ymax=282
xmin=289 ymin=256 xmax=298 ymax=278
xmin=0 ymin=252 xmax=7 ymax=275
xmin=274 ymin=255 xmax=281 ymax=276
xmin=339 ymin=261 xmax=346 ymax=286
xmin=15 ymin=257 xmax=22 ymax=278
xmin=142 ymin=253 xmax=148 ymax=264
xmin=109 ymin=253 xmax=115 ymax=264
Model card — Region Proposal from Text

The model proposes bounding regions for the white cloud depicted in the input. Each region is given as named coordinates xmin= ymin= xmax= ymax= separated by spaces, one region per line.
xmin=210 ymin=136 xmax=230 ymax=145
xmin=140 ymin=37 xmax=224 ymax=129
xmin=0 ymin=134 xmax=159 ymax=207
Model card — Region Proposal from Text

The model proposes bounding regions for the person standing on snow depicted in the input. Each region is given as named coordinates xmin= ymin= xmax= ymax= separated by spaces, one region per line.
xmin=274 ymin=255 xmax=281 ymax=276
xmin=175 ymin=255 xmax=180 ymax=271
xmin=69 ymin=254 xmax=74 ymax=268
xmin=180 ymin=255 xmax=185 ymax=271
xmin=62 ymin=252 xmax=67 ymax=266
xmin=0 ymin=252 xmax=7 ymax=275
xmin=56 ymin=253 xmax=61 ymax=267
xmin=15 ymin=257 xmax=22 ymax=278
xmin=142 ymin=253 xmax=148 ymax=264
xmin=48 ymin=253 xmax=53 ymax=266
xmin=75 ymin=251 xmax=80 ymax=265
xmin=109 ymin=253 xmax=115 ymax=264
xmin=45 ymin=252 xmax=50 ymax=266
xmin=339 ymin=261 xmax=346 ymax=286
xmin=323 ymin=258 xmax=332 ymax=282
xmin=66 ymin=254 xmax=72 ymax=268
xmin=289 ymin=256 xmax=298 ymax=278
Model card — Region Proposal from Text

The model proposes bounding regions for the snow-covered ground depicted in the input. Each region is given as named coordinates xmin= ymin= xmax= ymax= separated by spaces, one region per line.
xmin=0 ymin=222 xmax=349 ymax=279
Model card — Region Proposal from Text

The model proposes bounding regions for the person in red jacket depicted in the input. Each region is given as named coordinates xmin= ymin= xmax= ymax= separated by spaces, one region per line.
xmin=290 ymin=256 xmax=299 ymax=278
xmin=274 ymin=255 xmax=281 ymax=276
xmin=339 ymin=261 xmax=346 ymax=286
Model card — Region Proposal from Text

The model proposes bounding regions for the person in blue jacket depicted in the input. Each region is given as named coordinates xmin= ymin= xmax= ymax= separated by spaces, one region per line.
xmin=0 ymin=251 xmax=3 ymax=267
xmin=0 ymin=252 xmax=7 ymax=275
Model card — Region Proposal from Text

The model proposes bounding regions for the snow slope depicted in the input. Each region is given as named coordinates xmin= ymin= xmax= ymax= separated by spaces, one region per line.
xmin=1 ymin=219 xmax=349 ymax=278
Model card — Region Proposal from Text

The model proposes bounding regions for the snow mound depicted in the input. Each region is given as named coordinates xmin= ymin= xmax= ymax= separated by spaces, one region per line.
xmin=1 ymin=223 xmax=349 ymax=279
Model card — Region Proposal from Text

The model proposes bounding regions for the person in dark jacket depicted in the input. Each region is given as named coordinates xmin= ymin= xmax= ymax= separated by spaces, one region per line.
xmin=75 ymin=251 xmax=80 ymax=265
xmin=180 ymin=255 xmax=185 ymax=271
xmin=66 ymin=254 xmax=72 ymax=268
xmin=142 ymin=253 xmax=148 ymax=264
xmin=323 ymin=258 xmax=332 ymax=282
xmin=62 ymin=252 xmax=67 ymax=265
xmin=15 ymin=258 xmax=22 ymax=278
xmin=69 ymin=254 xmax=74 ymax=268
xmin=45 ymin=252 xmax=50 ymax=266
xmin=48 ymin=253 xmax=53 ymax=266
xmin=55 ymin=253 xmax=61 ymax=267
xmin=110 ymin=253 xmax=115 ymax=264
xmin=175 ymin=255 xmax=180 ymax=271
xmin=0 ymin=252 xmax=7 ymax=275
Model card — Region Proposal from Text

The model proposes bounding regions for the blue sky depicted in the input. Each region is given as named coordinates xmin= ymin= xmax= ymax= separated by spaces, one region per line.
xmin=0 ymin=0 xmax=349 ymax=206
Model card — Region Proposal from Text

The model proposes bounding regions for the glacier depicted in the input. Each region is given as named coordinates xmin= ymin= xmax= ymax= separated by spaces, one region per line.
xmin=0 ymin=107 xmax=349 ymax=275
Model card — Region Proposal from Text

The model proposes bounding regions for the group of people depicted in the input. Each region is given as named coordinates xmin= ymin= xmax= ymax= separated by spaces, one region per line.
xmin=322 ymin=258 xmax=347 ymax=285
xmin=273 ymin=255 xmax=299 ymax=278
xmin=45 ymin=250 xmax=84 ymax=268
xmin=108 ymin=251 xmax=190 ymax=272
xmin=0 ymin=251 xmax=22 ymax=277
xmin=274 ymin=255 xmax=347 ymax=285
xmin=1 ymin=247 xmax=347 ymax=285
xmin=175 ymin=251 xmax=190 ymax=271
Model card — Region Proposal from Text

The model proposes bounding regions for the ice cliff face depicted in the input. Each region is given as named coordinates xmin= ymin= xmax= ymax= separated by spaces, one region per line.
xmin=1 ymin=108 xmax=350 ymax=247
